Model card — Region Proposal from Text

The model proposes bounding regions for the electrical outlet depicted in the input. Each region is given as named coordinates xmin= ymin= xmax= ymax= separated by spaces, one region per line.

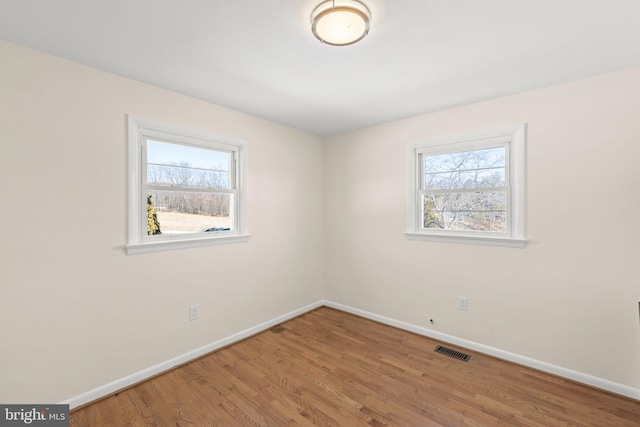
xmin=189 ymin=304 xmax=200 ymax=321
xmin=457 ymin=297 xmax=468 ymax=311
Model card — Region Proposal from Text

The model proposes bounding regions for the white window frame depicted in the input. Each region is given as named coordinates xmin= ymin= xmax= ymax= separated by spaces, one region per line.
xmin=405 ymin=124 xmax=526 ymax=248
xmin=126 ymin=115 xmax=249 ymax=255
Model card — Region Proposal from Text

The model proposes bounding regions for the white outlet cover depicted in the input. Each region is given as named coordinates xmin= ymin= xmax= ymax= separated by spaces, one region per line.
xmin=189 ymin=304 xmax=200 ymax=321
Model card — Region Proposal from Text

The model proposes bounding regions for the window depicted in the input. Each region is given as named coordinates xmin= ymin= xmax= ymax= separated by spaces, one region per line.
xmin=406 ymin=125 xmax=526 ymax=247
xmin=127 ymin=116 xmax=249 ymax=254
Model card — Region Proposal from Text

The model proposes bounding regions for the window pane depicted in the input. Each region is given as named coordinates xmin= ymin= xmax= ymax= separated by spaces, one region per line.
xmin=422 ymin=191 xmax=506 ymax=232
xmin=424 ymin=147 xmax=505 ymax=190
xmin=147 ymin=191 xmax=232 ymax=235
xmin=147 ymin=140 xmax=230 ymax=189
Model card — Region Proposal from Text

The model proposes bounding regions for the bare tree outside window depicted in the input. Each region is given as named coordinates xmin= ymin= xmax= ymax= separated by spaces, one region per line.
xmin=422 ymin=147 xmax=507 ymax=232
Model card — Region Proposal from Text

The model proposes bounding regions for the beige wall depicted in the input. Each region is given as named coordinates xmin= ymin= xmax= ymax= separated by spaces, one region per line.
xmin=324 ymin=67 xmax=640 ymax=390
xmin=0 ymin=41 xmax=324 ymax=403
xmin=2 ymin=39 xmax=639 ymax=404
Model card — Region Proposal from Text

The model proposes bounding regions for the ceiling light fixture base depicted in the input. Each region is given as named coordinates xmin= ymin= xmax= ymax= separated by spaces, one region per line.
xmin=311 ymin=0 xmax=371 ymax=46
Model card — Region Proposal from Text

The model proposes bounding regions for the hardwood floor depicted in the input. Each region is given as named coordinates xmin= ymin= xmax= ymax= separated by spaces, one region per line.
xmin=70 ymin=307 xmax=640 ymax=426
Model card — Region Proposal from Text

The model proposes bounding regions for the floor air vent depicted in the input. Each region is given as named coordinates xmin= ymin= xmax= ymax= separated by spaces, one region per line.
xmin=435 ymin=345 xmax=471 ymax=362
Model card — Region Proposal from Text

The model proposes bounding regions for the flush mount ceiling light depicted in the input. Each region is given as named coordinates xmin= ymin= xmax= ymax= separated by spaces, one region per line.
xmin=311 ymin=0 xmax=371 ymax=46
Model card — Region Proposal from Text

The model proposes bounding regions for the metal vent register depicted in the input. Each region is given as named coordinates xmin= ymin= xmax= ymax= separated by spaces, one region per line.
xmin=435 ymin=345 xmax=471 ymax=362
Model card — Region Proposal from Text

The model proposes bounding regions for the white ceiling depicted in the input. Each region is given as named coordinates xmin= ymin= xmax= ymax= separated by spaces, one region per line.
xmin=1 ymin=0 xmax=639 ymax=136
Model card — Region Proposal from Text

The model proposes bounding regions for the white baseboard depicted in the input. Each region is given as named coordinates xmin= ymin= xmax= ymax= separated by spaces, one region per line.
xmin=62 ymin=301 xmax=324 ymax=409
xmin=323 ymin=300 xmax=640 ymax=401
xmin=62 ymin=299 xmax=639 ymax=409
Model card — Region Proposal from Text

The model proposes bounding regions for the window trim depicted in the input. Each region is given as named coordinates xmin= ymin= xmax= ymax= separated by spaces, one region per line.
xmin=405 ymin=125 xmax=526 ymax=248
xmin=126 ymin=115 xmax=249 ymax=255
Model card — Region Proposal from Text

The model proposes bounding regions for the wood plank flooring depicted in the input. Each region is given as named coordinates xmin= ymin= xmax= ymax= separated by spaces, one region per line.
xmin=70 ymin=307 xmax=640 ymax=426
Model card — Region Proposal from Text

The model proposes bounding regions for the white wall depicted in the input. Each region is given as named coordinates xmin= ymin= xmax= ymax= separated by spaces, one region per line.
xmin=324 ymin=67 xmax=640 ymax=391
xmin=0 ymin=41 xmax=324 ymax=403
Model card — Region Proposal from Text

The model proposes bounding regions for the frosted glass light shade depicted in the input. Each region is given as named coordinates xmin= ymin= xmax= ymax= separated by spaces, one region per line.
xmin=311 ymin=0 xmax=370 ymax=46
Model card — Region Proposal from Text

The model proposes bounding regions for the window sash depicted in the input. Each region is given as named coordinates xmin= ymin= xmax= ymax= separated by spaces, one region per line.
xmin=141 ymin=138 xmax=239 ymax=241
xmin=143 ymin=137 xmax=236 ymax=188
xmin=417 ymin=142 xmax=512 ymax=236
xmin=419 ymin=189 xmax=509 ymax=233
xmin=144 ymin=189 xmax=235 ymax=239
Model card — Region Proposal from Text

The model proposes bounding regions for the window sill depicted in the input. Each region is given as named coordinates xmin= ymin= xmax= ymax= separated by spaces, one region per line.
xmin=404 ymin=232 xmax=526 ymax=248
xmin=126 ymin=234 xmax=251 ymax=255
